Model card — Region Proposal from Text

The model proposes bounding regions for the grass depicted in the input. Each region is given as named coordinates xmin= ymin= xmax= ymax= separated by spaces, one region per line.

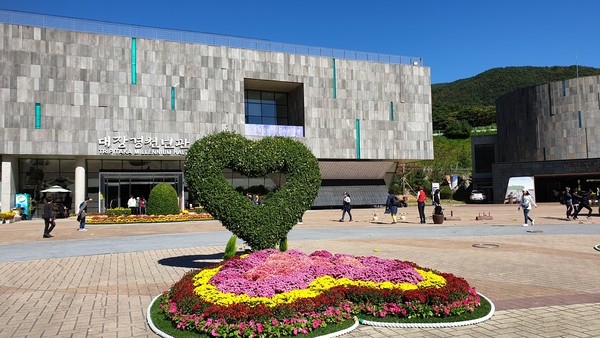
xmin=149 ymin=294 xmax=492 ymax=337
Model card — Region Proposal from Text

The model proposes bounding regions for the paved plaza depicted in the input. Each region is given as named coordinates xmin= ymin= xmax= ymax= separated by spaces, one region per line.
xmin=0 ymin=203 xmax=599 ymax=337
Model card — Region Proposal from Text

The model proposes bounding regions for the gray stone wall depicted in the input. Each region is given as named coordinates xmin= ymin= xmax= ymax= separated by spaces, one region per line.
xmin=496 ymin=75 xmax=600 ymax=163
xmin=0 ymin=23 xmax=433 ymax=161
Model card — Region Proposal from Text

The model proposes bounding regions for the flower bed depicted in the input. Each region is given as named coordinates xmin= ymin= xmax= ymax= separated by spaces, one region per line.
xmin=87 ymin=213 xmax=213 ymax=224
xmin=159 ymin=249 xmax=481 ymax=337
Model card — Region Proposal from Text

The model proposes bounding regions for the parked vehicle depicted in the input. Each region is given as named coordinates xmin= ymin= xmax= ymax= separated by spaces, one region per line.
xmin=470 ymin=190 xmax=487 ymax=203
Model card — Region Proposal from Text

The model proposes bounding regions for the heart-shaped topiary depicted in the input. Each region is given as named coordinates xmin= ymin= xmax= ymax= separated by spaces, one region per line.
xmin=184 ymin=131 xmax=321 ymax=250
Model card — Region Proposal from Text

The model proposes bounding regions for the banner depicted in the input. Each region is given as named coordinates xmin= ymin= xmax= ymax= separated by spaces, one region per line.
xmin=504 ymin=177 xmax=535 ymax=204
xmin=451 ymin=175 xmax=459 ymax=190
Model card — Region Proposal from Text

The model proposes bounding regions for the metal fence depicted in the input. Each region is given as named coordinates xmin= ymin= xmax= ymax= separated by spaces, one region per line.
xmin=0 ymin=9 xmax=423 ymax=66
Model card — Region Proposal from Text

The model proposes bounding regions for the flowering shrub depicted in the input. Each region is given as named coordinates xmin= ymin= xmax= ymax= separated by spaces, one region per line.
xmin=105 ymin=207 xmax=131 ymax=217
xmin=160 ymin=250 xmax=481 ymax=337
xmin=87 ymin=213 xmax=213 ymax=224
xmin=0 ymin=211 xmax=16 ymax=220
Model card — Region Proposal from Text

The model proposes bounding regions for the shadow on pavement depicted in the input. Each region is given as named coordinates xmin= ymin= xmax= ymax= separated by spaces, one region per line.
xmin=158 ymin=251 xmax=248 ymax=268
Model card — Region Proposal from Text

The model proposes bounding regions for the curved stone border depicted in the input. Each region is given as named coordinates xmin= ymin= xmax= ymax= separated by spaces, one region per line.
xmin=147 ymin=294 xmax=173 ymax=338
xmin=358 ymin=292 xmax=495 ymax=328
xmin=595 ymin=244 xmax=600 ymax=252
xmin=147 ymin=295 xmax=360 ymax=338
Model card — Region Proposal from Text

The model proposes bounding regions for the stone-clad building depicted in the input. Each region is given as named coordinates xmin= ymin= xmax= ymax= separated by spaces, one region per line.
xmin=472 ymin=74 xmax=600 ymax=203
xmin=0 ymin=10 xmax=432 ymax=214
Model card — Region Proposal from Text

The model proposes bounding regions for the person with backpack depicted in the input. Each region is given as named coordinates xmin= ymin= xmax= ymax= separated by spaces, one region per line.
xmin=386 ymin=191 xmax=400 ymax=224
xmin=77 ymin=197 xmax=92 ymax=231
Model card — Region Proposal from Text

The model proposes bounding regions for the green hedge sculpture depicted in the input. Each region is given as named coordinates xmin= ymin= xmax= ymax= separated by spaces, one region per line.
xmin=184 ymin=131 xmax=321 ymax=250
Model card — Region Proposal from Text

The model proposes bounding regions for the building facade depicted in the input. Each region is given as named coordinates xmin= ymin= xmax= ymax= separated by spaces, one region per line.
xmin=0 ymin=10 xmax=433 ymax=214
xmin=472 ymin=74 xmax=600 ymax=203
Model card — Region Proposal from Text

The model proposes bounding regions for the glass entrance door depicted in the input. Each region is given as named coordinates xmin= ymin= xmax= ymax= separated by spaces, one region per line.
xmin=99 ymin=172 xmax=183 ymax=211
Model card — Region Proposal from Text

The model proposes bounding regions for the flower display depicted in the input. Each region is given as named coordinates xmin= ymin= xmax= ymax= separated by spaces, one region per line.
xmin=0 ymin=211 xmax=16 ymax=220
xmin=160 ymin=249 xmax=481 ymax=337
xmin=87 ymin=212 xmax=213 ymax=224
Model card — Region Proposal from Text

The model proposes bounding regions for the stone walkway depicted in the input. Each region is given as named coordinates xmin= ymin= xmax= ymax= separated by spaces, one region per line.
xmin=0 ymin=203 xmax=599 ymax=337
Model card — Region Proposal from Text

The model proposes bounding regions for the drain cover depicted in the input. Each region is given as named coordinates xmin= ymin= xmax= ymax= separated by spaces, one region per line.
xmin=526 ymin=230 xmax=543 ymax=233
xmin=472 ymin=243 xmax=499 ymax=248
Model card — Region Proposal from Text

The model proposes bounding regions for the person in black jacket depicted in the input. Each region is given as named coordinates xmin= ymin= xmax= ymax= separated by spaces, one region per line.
xmin=562 ymin=187 xmax=574 ymax=220
xmin=572 ymin=189 xmax=592 ymax=220
xmin=42 ymin=197 xmax=57 ymax=238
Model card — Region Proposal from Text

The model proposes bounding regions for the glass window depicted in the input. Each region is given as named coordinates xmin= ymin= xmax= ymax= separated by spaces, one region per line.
xmin=247 ymin=103 xmax=262 ymax=116
xmin=87 ymin=160 xmax=102 ymax=173
xmin=261 ymin=91 xmax=275 ymax=104
xmin=262 ymin=104 xmax=276 ymax=118
xmin=247 ymin=116 xmax=262 ymax=124
xmin=263 ymin=117 xmax=277 ymax=125
xmin=101 ymin=160 xmax=123 ymax=170
xmin=246 ymin=90 xmax=261 ymax=103
xmin=161 ymin=161 xmax=182 ymax=170
xmin=244 ymin=90 xmax=289 ymax=126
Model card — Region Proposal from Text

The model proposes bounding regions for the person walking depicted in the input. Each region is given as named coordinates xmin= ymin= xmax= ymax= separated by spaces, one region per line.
xmin=77 ymin=197 xmax=92 ymax=231
xmin=563 ymin=187 xmax=574 ymax=221
xmin=42 ymin=197 xmax=57 ymax=238
xmin=385 ymin=191 xmax=400 ymax=224
xmin=518 ymin=189 xmax=537 ymax=226
xmin=417 ymin=186 xmax=427 ymax=224
xmin=572 ymin=189 xmax=592 ymax=220
xmin=339 ymin=192 xmax=353 ymax=222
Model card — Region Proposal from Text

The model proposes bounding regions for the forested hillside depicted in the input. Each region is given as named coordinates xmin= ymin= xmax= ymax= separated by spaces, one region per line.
xmin=431 ymin=65 xmax=600 ymax=131
xmin=402 ymin=65 xmax=600 ymax=197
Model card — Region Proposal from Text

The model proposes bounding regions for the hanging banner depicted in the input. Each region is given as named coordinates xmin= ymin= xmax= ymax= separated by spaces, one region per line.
xmin=451 ymin=175 xmax=459 ymax=190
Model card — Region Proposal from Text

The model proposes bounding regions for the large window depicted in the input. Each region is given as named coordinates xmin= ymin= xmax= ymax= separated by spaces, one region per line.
xmin=245 ymin=90 xmax=289 ymax=125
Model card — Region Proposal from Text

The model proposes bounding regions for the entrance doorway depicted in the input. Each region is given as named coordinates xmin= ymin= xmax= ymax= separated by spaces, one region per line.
xmin=99 ymin=172 xmax=184 ymax=211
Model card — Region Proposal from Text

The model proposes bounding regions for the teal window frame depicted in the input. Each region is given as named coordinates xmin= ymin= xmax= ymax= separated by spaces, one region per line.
xmin=35 ymin=103 xmax=41 ymax=129
xmin=131 ymin=37 xmax=137 ymax=85
xmin=171 ymin=86 xmax=175 ymax=110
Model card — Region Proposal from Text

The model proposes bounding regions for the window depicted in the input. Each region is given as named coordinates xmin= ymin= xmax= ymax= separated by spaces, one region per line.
xmin=244 ymin=90 xmax=289 ymax=126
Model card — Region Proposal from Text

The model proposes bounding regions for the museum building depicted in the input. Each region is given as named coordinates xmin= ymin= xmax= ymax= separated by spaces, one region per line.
xmin=0 ymin=10 xmax=433 ymax=214
xmin=472 ymin=74 xmax=600 ymax=203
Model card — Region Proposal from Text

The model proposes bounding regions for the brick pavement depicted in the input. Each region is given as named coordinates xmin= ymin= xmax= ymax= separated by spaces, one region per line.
xmin=0 ymin=203 xmax=599 ymax=337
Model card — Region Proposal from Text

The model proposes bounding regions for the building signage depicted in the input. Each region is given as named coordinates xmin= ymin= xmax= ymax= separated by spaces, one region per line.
xmin=98 ymin=136 xmax=192 ymax=156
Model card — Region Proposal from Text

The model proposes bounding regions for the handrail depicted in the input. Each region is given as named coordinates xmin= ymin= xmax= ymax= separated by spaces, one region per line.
xmin=0 ymin=9 xmax=423 ymax=66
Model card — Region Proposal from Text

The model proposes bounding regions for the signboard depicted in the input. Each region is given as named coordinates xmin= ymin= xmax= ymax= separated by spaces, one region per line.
xmin=97 ymin=136 xmax=191 ymax=156
xmin=15 ymin=193 xmax=30 ymax=216
xmin=504 ymin=176 xmax=535 ymax=204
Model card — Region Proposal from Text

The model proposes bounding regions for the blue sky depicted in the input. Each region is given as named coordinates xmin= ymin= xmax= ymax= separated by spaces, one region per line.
xmin=2 ymin=0 xmax=599 ymax=84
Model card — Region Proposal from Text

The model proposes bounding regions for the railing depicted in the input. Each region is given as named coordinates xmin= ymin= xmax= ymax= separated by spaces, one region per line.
xmin=0 ymin=9 xmax=423 ymax=66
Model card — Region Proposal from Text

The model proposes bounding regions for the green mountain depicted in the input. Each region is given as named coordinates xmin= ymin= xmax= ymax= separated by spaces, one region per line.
xmin=431 ymin=65 xmax=600 ymax=130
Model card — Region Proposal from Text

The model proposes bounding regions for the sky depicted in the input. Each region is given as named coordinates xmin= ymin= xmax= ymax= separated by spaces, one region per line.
xmin=2 ymin=0 xmax=599 ymax=84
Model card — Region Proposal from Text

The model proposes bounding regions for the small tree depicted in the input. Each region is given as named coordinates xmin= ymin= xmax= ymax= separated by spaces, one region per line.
xmin=147 ymin=183 xmax=180 ymax=215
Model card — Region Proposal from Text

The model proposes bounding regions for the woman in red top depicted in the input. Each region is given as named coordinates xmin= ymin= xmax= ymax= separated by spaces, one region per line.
xmin=417 ymin=186 xmax=427 ymax=224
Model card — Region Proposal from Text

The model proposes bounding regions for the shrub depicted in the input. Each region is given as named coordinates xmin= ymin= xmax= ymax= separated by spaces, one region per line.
xmin=444 ymin=120 xmax=472 ymax=139
xmin=147 ymin=183 xmax=180 ymax=215
xmin=223 ymin=235 xmax=238 ymax=260
xmin=278 ymin=237 xmax=288 ymax=252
